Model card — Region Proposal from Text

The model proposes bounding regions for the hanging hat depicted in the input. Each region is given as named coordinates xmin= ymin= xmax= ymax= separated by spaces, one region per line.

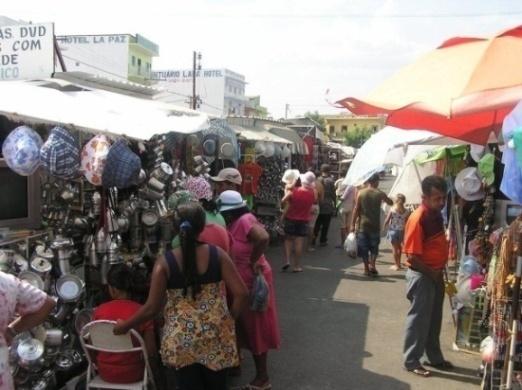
xmin=264 ymin=142 xmax=275 ymax=158
xmin=40 ymin=127 xmax=80 ymax=179
xmin=217 ymin=190 xmax=247 ymax=212
xmin=455 ymin=167 xmax=485 ymax=201
xmin=2 ymin=126 xmax=43 ymax=176
xmin=282 ymin=146 xmax=291 ymax=159
xmin=255 ymin=141 xmax=266 ymax=156
xmin=469 ymin=144 xmax=485 ymax=163
xmin=220 ymin=142 xmax=235 ymax=159
xmin=102 ymin=139 xmax=142 ymax=189
xmin=202 ymin=139 xmax=216 ymax=156
xmin=186 ymin=176 xmax=213 ymax=201
xmin=478 ymin=153 xmax=495 ymax=186
xmin=81 ymin=135 xmax=111 ymax=186
xmin=281 ymin=169 xmax=300 ymax=185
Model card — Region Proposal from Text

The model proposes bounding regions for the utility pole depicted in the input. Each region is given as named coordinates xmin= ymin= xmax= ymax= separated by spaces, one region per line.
xmin=192 ymin=51 xmax=197 ymax=110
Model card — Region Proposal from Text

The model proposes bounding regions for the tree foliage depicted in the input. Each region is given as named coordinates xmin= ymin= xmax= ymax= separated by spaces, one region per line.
xmin=344 ymin=126 xmax=373 ymax=148
xmin=303 ymin=110 xmax=326 ymax=129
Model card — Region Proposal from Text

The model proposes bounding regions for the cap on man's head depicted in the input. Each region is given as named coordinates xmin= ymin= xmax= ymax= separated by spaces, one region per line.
xmin=211 ymin=168 xmax=242 ymax=185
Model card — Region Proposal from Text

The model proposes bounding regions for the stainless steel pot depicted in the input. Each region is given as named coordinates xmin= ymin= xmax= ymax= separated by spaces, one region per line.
xmin=18 ymin=271 xmax=44 ymax=291
xmin=55 ymin=274 xmax=84 ymax=303
xmin=142 ymin=209 xmax=159 ymax=227
xmin=17 ymin=338 xmax=44 ymax=372
xmin=30 ymin=257 xmax=52 ymax=291
xmin=152 ymin=162 xmax=173 ymax=182
xmin=44 ymin=329 xmax=63 ymax=347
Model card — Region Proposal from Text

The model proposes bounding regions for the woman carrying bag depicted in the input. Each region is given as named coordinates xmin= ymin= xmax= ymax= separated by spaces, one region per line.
xmin=218 ymin=190 xmax=281 ymax=390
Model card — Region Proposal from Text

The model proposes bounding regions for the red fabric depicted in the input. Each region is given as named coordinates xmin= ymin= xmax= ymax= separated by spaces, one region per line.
xmin=238 ymin=163 xmax=263 ymax=195
xmin=286 ymin=187 xmax=315 ymax=221
xmin=337 ymin=96 xmax=515 ymax=144
xmin=93 ymin=300 xmax=153 ymax=384
xmin=437 ymin=37 xmax=485 ymax=49
xmin=199 ymin=223 xmax=232 ymax=253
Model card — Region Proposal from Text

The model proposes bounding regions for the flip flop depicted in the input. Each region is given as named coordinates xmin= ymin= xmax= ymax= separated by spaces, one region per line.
xmin=292 ymin=268 xmax=304 ymax=273
xmin=406 ymin=366 xmax=431 ymax=377
xmin=281 ymin=264 xmax=290 ymax=272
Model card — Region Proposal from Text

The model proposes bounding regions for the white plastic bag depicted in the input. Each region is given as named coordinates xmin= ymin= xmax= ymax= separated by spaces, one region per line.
xmin=344 ymin=233 xmax=357 ymax=258
xmin=250 ymin=273 xmax=270 ymax=312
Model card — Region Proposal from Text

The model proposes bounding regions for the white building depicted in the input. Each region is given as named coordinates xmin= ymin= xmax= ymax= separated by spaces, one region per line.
xmin=152 ymin=68 xmax=248 ymax=117
xmin=55 ymin=34 xmax=159 ymax=85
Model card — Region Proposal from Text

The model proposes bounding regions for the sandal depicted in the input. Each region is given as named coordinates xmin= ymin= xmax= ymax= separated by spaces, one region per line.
xmin=281 ymin=264 xmax=290 ymax=272
xmin=406 ymin=366 xmax=431 ymax=377
xmin=423 ymin=360 xmax=454 ymax=370
xmin=292 ymin=268 xmax=303 ymax=273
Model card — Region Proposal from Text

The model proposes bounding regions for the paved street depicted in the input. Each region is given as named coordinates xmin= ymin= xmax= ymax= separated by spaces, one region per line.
xmin=232 ymin=178 xmax=482 ymax=390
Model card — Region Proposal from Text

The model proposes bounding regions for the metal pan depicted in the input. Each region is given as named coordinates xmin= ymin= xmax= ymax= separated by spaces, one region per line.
xmin=18 ymin=271 xmax=44 ymax=291
xmin=55 ymin=274 xmax=84 ymax=303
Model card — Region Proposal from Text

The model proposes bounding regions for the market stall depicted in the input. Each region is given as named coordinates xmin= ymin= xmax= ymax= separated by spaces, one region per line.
xmin=0 ymin=78 xmax=211 ymax=389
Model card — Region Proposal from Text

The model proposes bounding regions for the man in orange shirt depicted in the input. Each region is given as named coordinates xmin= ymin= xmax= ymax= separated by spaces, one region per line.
xmin=402 ymin=175 xmax=453 ymax=377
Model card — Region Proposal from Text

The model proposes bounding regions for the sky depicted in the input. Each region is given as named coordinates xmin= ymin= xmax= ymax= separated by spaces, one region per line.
xmin=3 ymin=0 xmax=522 ymax=118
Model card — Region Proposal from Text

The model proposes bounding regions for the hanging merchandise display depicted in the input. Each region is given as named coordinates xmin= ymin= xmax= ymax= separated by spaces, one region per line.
xmin=80 ymin=134 xmax=111 ymax=186
xmin=239 ymin=159 xmax=264 ymax=196
xmin=40 ymin=126 xmax=81 ymax=179
xmin=2 ymin=125 xmax=43 ymax=176
xmin=0 ymin=120 xmax=203 ymax=389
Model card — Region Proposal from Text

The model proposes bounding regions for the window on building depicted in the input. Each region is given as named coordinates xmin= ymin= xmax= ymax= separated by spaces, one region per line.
xmin=341 ymin=125 xmax=348 ymax=133
xmin=132 ymin=56 xmax=136 ymax=66
xmin=329 ymin=125 xmax=335 ymax=134
xmin=137 ymin=58 xmax=142 ymax=74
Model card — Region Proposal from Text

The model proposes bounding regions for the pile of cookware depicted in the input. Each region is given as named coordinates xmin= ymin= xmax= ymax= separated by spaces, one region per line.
xmin=1 ymin=243 xmax=88 ymax=390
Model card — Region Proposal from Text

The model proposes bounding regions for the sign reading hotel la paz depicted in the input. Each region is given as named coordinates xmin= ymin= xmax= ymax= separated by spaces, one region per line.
xmin=0 ymin=23 xmax=54 ymax=80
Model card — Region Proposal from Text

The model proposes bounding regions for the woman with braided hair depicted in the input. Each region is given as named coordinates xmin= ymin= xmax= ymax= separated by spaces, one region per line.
xmin=115 ymin=203 xmax=248 ymax=390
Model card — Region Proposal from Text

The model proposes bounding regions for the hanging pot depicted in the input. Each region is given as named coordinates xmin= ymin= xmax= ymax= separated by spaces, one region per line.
xmin=148 ymin=177 xmax=165 ymax=192
xmin=117 ymin=216 xmax=130 ymax=233
xmin=156 ymin=199 xmax=169 ymax=218
xmin=55 ymin=274 xmax=84 ymax=303
xmin=152 ymin=162 xmax=173 ymax=182
xmin=95 ymin=228 xmax=107 ymax=253
xmin=107 ymin=239 xmax=120 ymax=264
xmin=141 ymin=209 xmax=159 ymax=227
xmin=30 ymin=257 xmax=52 ymax=291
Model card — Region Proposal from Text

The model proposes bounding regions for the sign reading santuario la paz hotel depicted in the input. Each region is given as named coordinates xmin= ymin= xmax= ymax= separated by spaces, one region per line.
xmin=0 ymin=23 xmax=54 ymax=80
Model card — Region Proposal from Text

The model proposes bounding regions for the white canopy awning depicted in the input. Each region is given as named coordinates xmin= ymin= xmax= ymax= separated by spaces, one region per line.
xmin=230 ymin=125 xmax=291 ymax=144
xmin=344 ymin=126 xmax=470 ymax=186
xmin=0 ymin=79 xmax=209 ymax=140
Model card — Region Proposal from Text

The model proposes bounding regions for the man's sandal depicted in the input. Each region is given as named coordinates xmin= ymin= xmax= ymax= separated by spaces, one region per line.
xmin=406 ymin=366 xmax=431 ymax=377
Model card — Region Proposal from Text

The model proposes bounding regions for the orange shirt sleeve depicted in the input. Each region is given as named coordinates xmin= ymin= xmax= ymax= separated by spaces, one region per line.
xmin=403 ymin=211 xmax=423 ymax=256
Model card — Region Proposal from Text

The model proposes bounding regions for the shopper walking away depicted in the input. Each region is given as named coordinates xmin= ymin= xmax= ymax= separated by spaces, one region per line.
xmin=218 ymin=191 xmax=281 ymax=390
xmin=350 ymin=173 xmax=393 ymax=276
xmin=94 ymin=264 xmax=161 ymax=385
xmin=281 ymin=173 xmax=316 ymax=272
xmin=0 ymin=271 xmax=55 ymax=390
xmin=305 ymin=172 xmax=320 ymax=252
xmin=403 ymin=175 xmax=453 ymax=377
xmin=384 ymin=194 xmax=410 ymax=270
xmin=313 ymin=164 xmax=336 ymax=247
xmin=115 ymin=203 xmax=248 ymax=390
xmin=337 ymin=182 xmax=357 ymax=248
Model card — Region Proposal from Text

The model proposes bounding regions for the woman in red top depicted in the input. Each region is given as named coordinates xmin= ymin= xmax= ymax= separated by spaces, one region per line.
xmin=281 ymin=175 xmax=316 ymax=272
xmin=93 ymin=264 xmax=160 ymax=384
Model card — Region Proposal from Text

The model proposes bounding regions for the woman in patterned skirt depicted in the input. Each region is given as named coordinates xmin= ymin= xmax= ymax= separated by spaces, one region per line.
xmin=115 ymin=203 xmax=248 ymax=390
